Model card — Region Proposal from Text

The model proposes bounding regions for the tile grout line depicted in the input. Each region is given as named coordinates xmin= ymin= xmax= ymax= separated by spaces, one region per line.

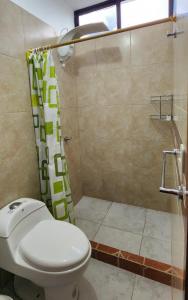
xmin=100 ymin=200 xmax=113 ymax=225
xmin=95 ymin=223 xmax=143 ymax=238
xmin=76 ymin=216 xmax=101 ymax=225
xmin=139 ymin=209 xmax=148 ymax=256
xmin=130 ymin=273 xmax=137 ymax=300
xmin=93 ymin=201 xmax=113 ymax=240
xmin=93 ymin=223 xmax=102 ymax=240
xmin=77 ymin=198 xmax=172 ymax=264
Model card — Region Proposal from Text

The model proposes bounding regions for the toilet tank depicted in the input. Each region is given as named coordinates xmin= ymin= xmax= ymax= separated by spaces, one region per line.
xmin=0 ymin=198 xmax=52 ymax=238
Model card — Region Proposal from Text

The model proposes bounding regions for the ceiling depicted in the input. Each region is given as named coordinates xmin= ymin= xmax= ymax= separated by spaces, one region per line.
xmin=66 ymin=0 xmax=105 ymax=11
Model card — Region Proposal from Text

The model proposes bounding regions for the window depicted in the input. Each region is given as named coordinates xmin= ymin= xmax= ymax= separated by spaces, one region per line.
xmin=121 ymin=0 xmax=169 ymax=28
xmin=74 ymin=0 xmax=173 ymax=29
xmin=79 ymin=6 xmax=117 ymax=31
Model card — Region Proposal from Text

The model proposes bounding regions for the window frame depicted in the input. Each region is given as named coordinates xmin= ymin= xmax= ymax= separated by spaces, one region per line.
xmin=74 ymin=0 xmax=174 ymax=29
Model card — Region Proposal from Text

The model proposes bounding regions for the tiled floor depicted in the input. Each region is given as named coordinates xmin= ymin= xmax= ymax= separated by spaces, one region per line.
xmin=80 ymin=258 xmax=172 ymax=300
xmin=76 ymin=196 xmax=172 ymax=265
xmin=1 ymin=259 xmax=172 ymax=300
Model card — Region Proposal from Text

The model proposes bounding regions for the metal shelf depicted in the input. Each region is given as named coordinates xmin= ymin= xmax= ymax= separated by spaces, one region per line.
xmin=150 ymin=95 xmax=173 ymax=121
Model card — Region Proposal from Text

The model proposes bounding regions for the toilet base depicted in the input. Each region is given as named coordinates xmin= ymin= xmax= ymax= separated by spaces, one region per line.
xmin=14 ymin=276 xmax=45 ymax=300
xmin=44 ymin=284 xmax=79 ymax=300
xmin=14 ymin=276 xmax=79 ymax=300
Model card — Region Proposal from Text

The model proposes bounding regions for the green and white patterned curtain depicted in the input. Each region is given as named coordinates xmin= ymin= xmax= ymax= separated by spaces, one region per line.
xmin=26 ymin=50 xmax=75 ymax=224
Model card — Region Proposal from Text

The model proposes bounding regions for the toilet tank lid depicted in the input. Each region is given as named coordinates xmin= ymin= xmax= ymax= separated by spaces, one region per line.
xmin=0 ymin=198 xmax=45 ymax=238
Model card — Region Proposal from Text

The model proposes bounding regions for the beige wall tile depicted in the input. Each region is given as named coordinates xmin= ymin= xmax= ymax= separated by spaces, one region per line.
xmin=96 ymin=32 xmax=131 ymax=71
xmin=130 ymin=62 xmax=173 ymax=104
xmin=0 ymin=112 xmax=35 ymax=161
xmin=102 ymin=169 xmax=133 ymax=203
xmin=80 ymin=135 xmax=104 ymax=199
xmin=79 ymin=104 xmax=132 ymax=140
xmin=174 ymin=105 xmax=187 ymax=146
xmin=96 ymin=67 xmax=132 ymax=106
xmin=0 ymin=113 xmax=40 ymax=207
xmin=0 ymin=0 xmax=24 ymax=58
xmin=131 ymin=138 xmax=173 ymax=177
xmin=74 ymin=40 xmax=97 ymax=79
xmin=76 ymin=73 xmax=98 ymax=107
xmin=74 ymin=22 xmax=175 ymax=212
xmin=100 ymin=137 xmax=133 ymax=174
xmin=60 ymin=75 xmax=77 ymax=109
xmin=130 ymin=104 xmax=173 ymax=141
xmin=131 ymin=22 xmax=173 ymax=66
xmin=61 ymin=108 xmax=79 ymax=139
xmin=130 ymin=172 xmax=172 ymax=211
xmin=0 ymin=54 xmax=31 ymax=113
xmin=0 ymin=150 xmax=40 ymax=208
xmin=54 ymin=52 xmax=77 ymax=109
xmin=82 ymin=165 xmax=103 ymax=199
xmin=0 ymin=1 xmax=83 ymax=209
xmin=64 ymin=137 xmax=81 ymax=174
xmin=69 ymin=169 xmax=82 ymax=205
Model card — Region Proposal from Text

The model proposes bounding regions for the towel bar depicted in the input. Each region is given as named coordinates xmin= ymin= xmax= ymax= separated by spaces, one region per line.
xmin=159 ymin=147 xmax=188 ymax=198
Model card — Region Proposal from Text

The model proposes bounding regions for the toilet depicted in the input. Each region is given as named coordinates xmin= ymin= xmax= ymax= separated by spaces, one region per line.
xmin=0 ymin=198 xmax=91 ymax=300
xmin=0 ymin=297 xmax=13 ymax=300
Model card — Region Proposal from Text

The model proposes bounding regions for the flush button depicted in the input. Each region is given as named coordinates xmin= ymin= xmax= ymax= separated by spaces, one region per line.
xmin=9 ymin=202 xmax=22 ymax=211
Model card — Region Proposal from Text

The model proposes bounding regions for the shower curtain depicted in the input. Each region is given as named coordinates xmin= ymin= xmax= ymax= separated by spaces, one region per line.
xmin=26 ymin=50 xmax=75 ymax=224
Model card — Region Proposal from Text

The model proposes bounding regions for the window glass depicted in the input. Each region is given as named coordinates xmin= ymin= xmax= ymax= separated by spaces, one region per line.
xmin=79 ymin=5 xmax=117 ymax=31
xmin=121 ymin=0 xmax=169 ymax=28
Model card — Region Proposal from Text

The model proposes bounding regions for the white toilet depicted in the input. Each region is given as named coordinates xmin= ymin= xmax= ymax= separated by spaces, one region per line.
xmin=0 ymin=198 xmax=91 ymax=300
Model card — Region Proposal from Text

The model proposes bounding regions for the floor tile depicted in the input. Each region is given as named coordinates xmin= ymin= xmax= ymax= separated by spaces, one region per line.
xmin=143 ymin=209 xmax=172 ymax=241
xmin=94 ymin=225 xmax=142 ymax=254
xmin=172 ymin=287 xmax=184 ymax=300
xmin=75 ymin=196 xmax=112 ymax=223
xmin=76 ymin=218 xmax=101 ymax=240
xmin=80 ymin=258 xmax=135 ymax=300
xmin=103 ymin=202 xmax=146 ymax=234
xmin=132 ymin=275 xmax=172 ymax=300
xmin=140 ymin=236 xmax=172 ymax=265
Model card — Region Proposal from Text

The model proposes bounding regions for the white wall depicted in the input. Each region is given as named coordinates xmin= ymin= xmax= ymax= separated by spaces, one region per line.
xmin=174 ymin=0 xmax=188 ymax=15
xmin=10 ymin=0 xmax=74 ymax=34
xmin=68 ymin=0 xmax=104 ymax=10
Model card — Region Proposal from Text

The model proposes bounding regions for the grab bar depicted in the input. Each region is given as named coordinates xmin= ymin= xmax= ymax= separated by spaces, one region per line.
xmin=159 ymin=148 xmax=187 ymax=198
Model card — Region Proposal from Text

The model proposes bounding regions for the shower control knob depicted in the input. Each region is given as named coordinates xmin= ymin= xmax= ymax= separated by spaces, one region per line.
xmin=9 ymin=202 xmax=22 ymax=210
xmin=64 ymin=136 xmax=72 ymax=142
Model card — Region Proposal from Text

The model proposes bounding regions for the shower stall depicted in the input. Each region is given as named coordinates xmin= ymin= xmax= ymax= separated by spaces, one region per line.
xmin=54 ymin=10 xmax=188 ymax=299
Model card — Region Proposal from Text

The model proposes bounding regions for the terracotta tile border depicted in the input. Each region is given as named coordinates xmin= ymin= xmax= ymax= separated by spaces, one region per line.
xmin=90 ymin=241 xmax=184 ymax=289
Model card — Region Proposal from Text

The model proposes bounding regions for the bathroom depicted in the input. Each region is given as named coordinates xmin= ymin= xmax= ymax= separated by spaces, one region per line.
xmin=0 ymin=0 xmax=187 ymax=299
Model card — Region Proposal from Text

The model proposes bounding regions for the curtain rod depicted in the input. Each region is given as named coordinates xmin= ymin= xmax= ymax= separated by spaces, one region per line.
xmin=28 ymin=16 xmax=176 ymax=52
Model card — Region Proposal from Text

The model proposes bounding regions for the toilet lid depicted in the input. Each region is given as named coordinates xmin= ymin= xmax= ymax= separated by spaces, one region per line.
xmin=19 ymin=220 xmax=90 ymax=272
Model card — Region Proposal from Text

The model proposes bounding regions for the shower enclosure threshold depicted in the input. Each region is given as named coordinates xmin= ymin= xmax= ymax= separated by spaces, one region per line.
xmin=90 ymin=240 xmax=183 ymax=289
xmin=75 ymin=196 xmax=183 ymax=289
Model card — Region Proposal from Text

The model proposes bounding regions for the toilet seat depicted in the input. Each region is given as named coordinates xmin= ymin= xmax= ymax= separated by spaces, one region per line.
xmin=19 ymin=220 xmax=90 ymax=272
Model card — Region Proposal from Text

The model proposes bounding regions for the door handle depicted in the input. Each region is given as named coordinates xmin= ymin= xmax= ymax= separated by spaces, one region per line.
xmin=159 ymin=148 xmax=188 ymax=197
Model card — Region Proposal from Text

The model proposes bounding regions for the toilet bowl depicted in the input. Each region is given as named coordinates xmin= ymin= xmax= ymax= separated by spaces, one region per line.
xmin=0 ymin=198 xmax=91 ymax=300
xmin=0 ymin=297 xmax=13 ymax=300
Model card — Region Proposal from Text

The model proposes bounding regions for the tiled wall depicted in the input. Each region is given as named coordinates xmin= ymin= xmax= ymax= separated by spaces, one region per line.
xmin=0 ymin=0 xmax=82 ymax=207
xmin=173 ymin=6 xmax=188 ymax=148
xmin=171 ymin=1 xmax=188 ymax=299
xmin=55 ymin=57 xmax=83 ymax=204
xmin=74 ymin=22 xmax=175 ymax=212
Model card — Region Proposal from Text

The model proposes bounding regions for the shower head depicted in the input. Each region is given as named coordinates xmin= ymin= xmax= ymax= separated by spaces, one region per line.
xmin=60 ymin=22 xmax=109 ymax=41
xmin=57 ymin=22 xmax=109 ymax=65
